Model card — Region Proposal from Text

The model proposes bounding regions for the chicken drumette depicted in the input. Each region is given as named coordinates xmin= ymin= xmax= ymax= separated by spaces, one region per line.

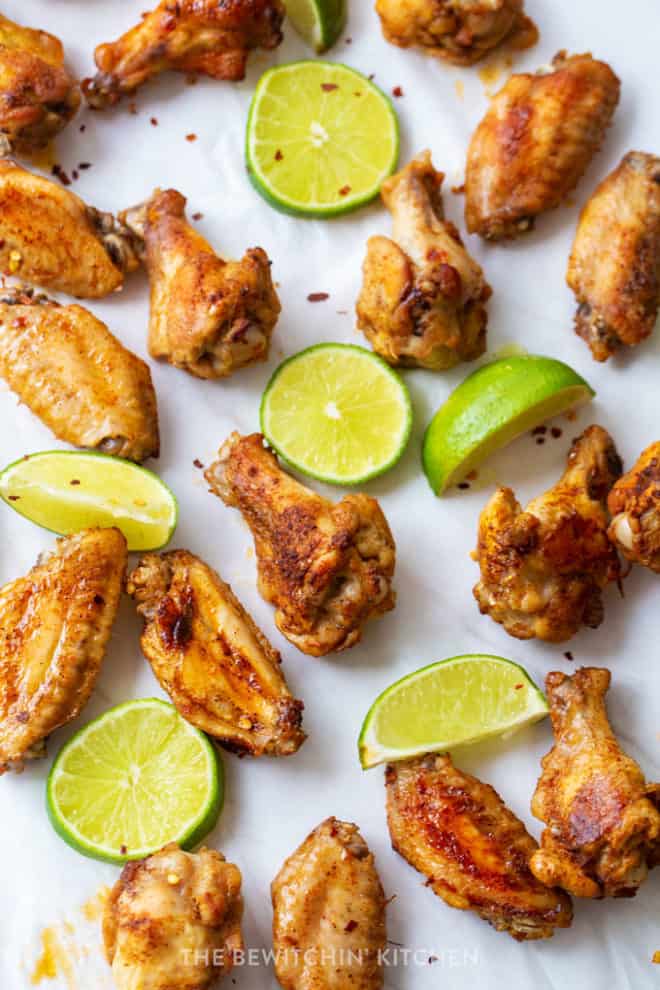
xmin=121 ymin=189 xmax=280 ymax=379
xmin=608 ymin=442 xmax=660 ymax=573
xmin=530 ymin=668 xmax=660 ymax=898
xmin=465 ymin=52 xmax=620 ymax=240
xmin=386 ymin=754 xmax=573 ymax=940
xmin=204 ymin=433 xmax=396 ymax=657
xmin=357 ymin=152 xmax=491 ymax=370
xmin=567 ymin=152 xmax=660 ymax=362
xmin=473 ymin=426 xmax=622 ymax=642
xmin=127 ymin=550 xmax=305 ymax=757
xmin=83 ymin=0 xmax=284 ymax=109
xmin=103 ymin=843 xmax=244 ymax=990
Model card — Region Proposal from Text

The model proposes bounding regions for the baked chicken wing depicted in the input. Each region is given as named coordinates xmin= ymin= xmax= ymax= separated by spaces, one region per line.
xmin=0 ymin=528 xmax=126 ymax=774
xmin=608 ymin=442 xmax=660 ymax=573
xmin=530 ymin=668 xmax=660 ymax=898
xmin=0 ymin=13 xmax=80 ymax=156
xmin=567 ymin=151 xmax=660 ymax=361
xmin=465 ymin=52 xmax=620 ymax=240
xmin=0 ymin=286 xmax=159 ymax=462
xmin=357 ymin=151 xmax=491 ymax=370
xmin=375 ymin=0 xmax=538 ymax=66
xmin=0 ymin=159 xmax=141 ymax=297
xmin=103 ymin=843 xmax=243 ymax=990
xmin=385 ymin=754 xmax=573 ymax=940
xmin=127 ymin=549 xmax=305 ymax=757
xmin=83 ymin=0 xmax=284 ymax=109
xmin=473 ymin=425 xmax=622 ymax=641
xmin=121 ymin=188 xmax=280 ymax=379
xmin=272 ymin=817 xmax=386 ymax=990
xmin=204 ymin=433 xmax=396 ymax=657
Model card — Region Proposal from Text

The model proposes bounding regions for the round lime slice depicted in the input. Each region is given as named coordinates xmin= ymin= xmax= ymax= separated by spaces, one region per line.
xmin=246 ymin=60 xmax=399 ymax=217
xmin=423 ymin=355 xmax=594 ymax=494
xmin=285 ymin=0 xmax=347 ymax=52
xmin=359 ymin=654 xmax=548 ymax=769
xmin=47 ymin=699 xmax=223 ymax=864
xmin=260 ymin=343 xmax=412 ymax=485
xmin=0 ymin=450 xmax=177 ymax=550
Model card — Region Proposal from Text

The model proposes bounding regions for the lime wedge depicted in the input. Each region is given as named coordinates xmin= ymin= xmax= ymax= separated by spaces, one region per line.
xmin=47 ymin=699 xmax=223 ymax=863
xmin=260 ymin=343 xmax=412 ymax=485
xmin=285 ymin=0 xmax=347 ymax=52
xmin=423 ymin=355 xmax=594 ymax=494
xmin=246 ymin=60 xmax=399 ymax=217
xmin=0 ymin=450 xmax=177 ymax=550
xmin=359 ymin=654 xmax=548 ymax=769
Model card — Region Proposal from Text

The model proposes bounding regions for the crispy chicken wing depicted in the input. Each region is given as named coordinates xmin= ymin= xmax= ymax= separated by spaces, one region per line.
xmin=567 ymin=152 xmax=660 ymax=361
xmin=127 ymin=549 xmax=305 ymax=757
xmin=0 ymin=159 xmax=141 ymax=298
xmin=385 ymin=753 xmax=573 ymax=940
xmin=608 ymin=442 xmax=660 ymax=572
xmin=465 ymin=52 xmax=620 ymax=240
xmin=0 ymin=528 xmax=126 ymax=774
xmin=83 ymin=0 xmax=284 ymax=109
xmin=272 ymin=817 xmax=386 ymax=990
xmin=530 ymin=668 xmax=660 ymax=898
xmin=0 ymin=286 xmax=159 ymax=462
xmin=473 ymin=425 xmax=622 ymax=642
xmin=120 ymin=188 xmax=280 ymax=379
xmin=204 ymin=433 xmax=396 ymax=657
xmin=103 ymin=843 xmax=243 ymax=990
xmin=357 ymin=151 xmax=491 ymax=370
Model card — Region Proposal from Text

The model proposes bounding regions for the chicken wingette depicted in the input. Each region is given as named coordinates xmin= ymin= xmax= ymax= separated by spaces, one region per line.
xmin=357 ymin=151 xmax=491 ymax=370
xmin=204 ymin=433 xmax=396 ymax=657
xmin=608 ymin=442 xmax=660 ymax=573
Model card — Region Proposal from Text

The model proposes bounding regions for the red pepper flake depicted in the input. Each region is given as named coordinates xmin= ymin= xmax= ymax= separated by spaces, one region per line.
xmin=51 ymin=164 xmax=71 ymax=186
xmin=564 ymin=651 xmax=574 ymax=661
xmin=307 ymin=292 xmax=329 ymax=302
xmin=186 ymin=133 xmax=197 ymax=142
xmin=128 ymin=102 xmax=138 ymax=115
xmin=536 ymin=437 xmax=545 ymax=445
xmin=186 ymin=74 xmax=199 ymax=86
xmin=458 ymin=481 xmax=470 ymax=490
xmin=12 ymin=316 xmax=26 ymax=328
xmin=193 ymin=458 xmax=204 ymax=469
xmin=321 ymin=82 xmax=339 ymax=92
xmin=70 ymin=479 xmax=81 ymax=486
xmin=120 ymin=844 xmax=128 ymax=855
xmin=551 ymin=426 xmax=563 ymax=438
xmin=344 ymin=920 xmax=358 ymax=933
xmin=392 ymin=85 xmax=404 ymax=98
xmin=78 ymin=162 xmax=92 ymax=170
xmin=345 ymin=37 xmax=352 ymax=44
xmin=466 ymin=470 xmax=478 ymax=481
xmin=428 ymin=956 xmax=439 ymax=965
xmin=7 ymin=495 xmax=19 ymax=501
xmin=451 ymin=183 xmax=466 ymax=195
xmin=514 ymin=683 xmax=524 ymax=690
xmin=532 ymin=425 xmax=547 ymax=436
xmin=191 ymin=212 xmax=204 ymax=222
xmin=368 ymin=73 xmax=375 ymax=81
xmin=79 ymin=123 xmax=86 ymax=133
xmin=274 ymin=149 xmax=283 ymax=161
xmin=338 ymin=185 xmax=351 ymax=196
xmin=72 ymin=169 xmax=79 ymax=181
xmin=150 ymin=117 xmax=159 ymax=126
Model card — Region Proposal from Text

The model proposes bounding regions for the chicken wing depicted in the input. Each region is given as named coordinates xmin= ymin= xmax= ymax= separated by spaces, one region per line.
xmin=567 ymin=152 xmax=660 ymax=362
xmin=530 ymin=668 xmax=660 ymax=898
xmin=272 ymin=817 xmax=386 ymax=990
xmin=120 ymin=188 xmax=280 ymax=379
xmin=473 ymin=425 xmax=622 ymax=641
xmin=0 ymin=13 xmax=79 ymax=156
xmin=127 ymin=549 xmax=305 ymax=757
xmin=608 ymin=442 xmax=660 ymax=573
xmin=103 ymin=843 xmax=243 ymax=990
xmin=385 ymin=753 xmax=573 ymax=940
xmin=375 ymin=0 xmax=538 ymax=66
xmin=204 ymin=433 xmax=396 ymax=657
xmin=83 ymin=0 xmax=284 ymax=109
xmin=0 ymin=528 xmax=126 ymax=774
xmin=0 ymin=286 xmax=159 ymax=462
xmin=357 ymin=151 xmax=491 ymax=370
xmin=0 ymin=159 xmax=141 ymax=298
xmin=465 ymin=52 xmax=620 ymax=240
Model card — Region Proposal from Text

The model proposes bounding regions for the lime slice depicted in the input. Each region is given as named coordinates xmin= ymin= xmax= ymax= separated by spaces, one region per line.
xmin=359 ymin=654 xmax=548 ymax=769
xmin=423 ymin=355 xmax=594 ymax=494
xmin=246 ymin=60 xmax=399 ymax=217
xmin=47 ymin=699 xmax=223 ymax=864
xmin=260 ymin=343 xmax=412 ymax=485
xmin=285 ymin=0 xmax=347 ymax=52
xmin=0 ymin=450 xmax=177 ymax=550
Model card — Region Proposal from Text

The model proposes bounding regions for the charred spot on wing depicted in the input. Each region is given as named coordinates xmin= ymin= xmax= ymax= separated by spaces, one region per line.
xmin=157 ymin=587 xmax=194 ymax=649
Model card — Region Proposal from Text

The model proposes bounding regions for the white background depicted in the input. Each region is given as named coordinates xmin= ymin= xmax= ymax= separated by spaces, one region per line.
xmin=0 ymin=1 xmax=659 ymax=987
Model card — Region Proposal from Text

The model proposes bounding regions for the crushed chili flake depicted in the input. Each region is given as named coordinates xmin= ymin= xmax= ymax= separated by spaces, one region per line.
xmin=321 ymin=82 xmax=339 ymax=92
xmin=451 ymin=183 xmax=466 ymax=195
xmin=392 ymin=85 xmax=404 ymax=98
xmin=428 ymin=956 xmax=439 ymax=965
xmin=368 ymin=73 xmax=375 ymax=81
xmin=72 ymin=169 xmax=79 ymax=181
xmin=274 ymin=149 xmax=283 ymax=161
xmin=70 ymin=479 xmax=81 ymax=486
xmin=120 ymin=844 xmax=128 ymax=855
xmin=193 ymin=458 xmax=204 ymax=469
xmin=345 ymin=37 xmax=352 ymax=44
xmin=532 ymin=425 xmax=547 ymax=436
xmin=551 ymin=426 xmax=563 ymax=438
xmin=7 ymin=495 xmax=19 ymax=501
xmin=51 ymin=164 xmax=71 ymax=186
xmin=536 ymin=437 xmax=545 ymax=445
xmin=192 ymin=211 xmax=203 ymax=221
xmin=344 ymin=920 xmax=358 ymax=933
xmin=128 ymin=102 xmax=138 ymax=115
xmin=564 ymin=651 xmax=574 ymax=661
xmin=79 ymin=123 xmax=86 ymax=133
xmin=150 ymin=117 xmax=159 ymax=126
xmin=78 ymin=162 xmax=92 ymax=170
xmin=186 ymin=133 xmax=197 ymax=142
xmin=514 ymin=683 xmax=524 ymax=690
xmin=466 ymin=470 xmax=478 ymax=481
xmin=339 ymin=185 xmax=351 ymax=196
xmin=307 ymin=292 xmax=329 ymax=302
xmin=458 ymin=481 xmax=470 ymax=490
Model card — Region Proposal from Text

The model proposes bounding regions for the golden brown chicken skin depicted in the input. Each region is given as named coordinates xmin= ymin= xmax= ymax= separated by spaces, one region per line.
xmin=103 ymin=843 xmax=244 ymax=990
xmin=127 ymin=550 xmax=305 ymax=757
xmin=272 ymin=817 xmax=387 ymax=990
xmin=608 ymin=442 xmax=660 ymax=573
xmin=375 ymin=0 xmax=538 ymax=66
xmin=465 ymin=52 xmax=620 ymax=240
xmin=83 ymin=0 xmax=284 ymax=109
xmin=386 ymin=754 xmax=573 ymax=940
xmin=357 ymin=152 xmax=491 ymax=370
xmin=0 ymin=528 xmax=126 ymax=774
xmin=204 ymin=433 xmax=396 ymax=657
xmin=567 ymin=152 xmax=660 ymax=361
xmin=530 ymin=668 xmax=660 ymax=898
xmin=121 ymin=188 xmax=280 ymax=379
xmin=0 ymin=159 xmax=141 ymax=298
xmin=473 ymin=426 xmax=622 ymax=642
xmin=0 ymin=286 xmax=159 ymax=462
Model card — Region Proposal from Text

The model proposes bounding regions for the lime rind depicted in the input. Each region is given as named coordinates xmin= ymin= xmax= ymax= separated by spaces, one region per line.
xmin=285 ymin=0 xmax=347 ymax=51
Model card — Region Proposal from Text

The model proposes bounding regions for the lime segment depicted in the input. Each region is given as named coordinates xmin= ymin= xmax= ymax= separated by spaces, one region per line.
xmin=359 ymin=654 xmax=548 ymax=769
xmin=47 ymin=699 xmax=223 ymax=863
xmin=284 ymin=0 xmax=346 ymax=51
xmin=0 ymin=450 xmax=177 ymax=550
